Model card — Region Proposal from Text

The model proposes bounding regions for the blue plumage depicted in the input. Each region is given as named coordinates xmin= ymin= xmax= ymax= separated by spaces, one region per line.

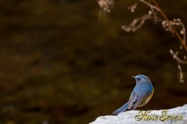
xmin=113 ymin=74 xmax=154 ymax=114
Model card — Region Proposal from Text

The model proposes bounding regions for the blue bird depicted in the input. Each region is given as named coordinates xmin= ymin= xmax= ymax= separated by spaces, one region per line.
xmin=113 ymin=74 xmax=154 ymax=114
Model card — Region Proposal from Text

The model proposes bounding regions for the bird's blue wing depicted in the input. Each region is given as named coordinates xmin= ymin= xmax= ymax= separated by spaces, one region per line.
xmin=131 ymin=83 xmax=153 ymax=109
xmin=128 ymin=91 xmax=138 ymax=109
xmin=113 ymin=101 xmax=129 ymax=115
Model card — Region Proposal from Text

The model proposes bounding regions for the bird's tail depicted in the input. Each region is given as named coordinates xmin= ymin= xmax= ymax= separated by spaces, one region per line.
xmin=113 ymin=102 xmax=129 ymax=115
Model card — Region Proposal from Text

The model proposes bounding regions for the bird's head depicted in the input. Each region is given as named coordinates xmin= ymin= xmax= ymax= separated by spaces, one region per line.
xmin=132 ymin=74 xmax=151 ymax=84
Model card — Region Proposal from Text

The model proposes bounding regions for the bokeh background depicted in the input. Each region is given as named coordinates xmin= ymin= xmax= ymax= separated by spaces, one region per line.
xmin=0 ymin=0 xmax=187 ymax=124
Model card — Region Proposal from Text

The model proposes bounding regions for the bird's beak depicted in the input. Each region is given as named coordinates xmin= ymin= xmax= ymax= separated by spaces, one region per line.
xmin=132 ymin=76 xmax=136 ymax=78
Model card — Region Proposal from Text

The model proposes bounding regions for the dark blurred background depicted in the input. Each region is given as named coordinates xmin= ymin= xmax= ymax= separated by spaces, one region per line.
xmin=0 ymin=0 xmax=187 ymax=124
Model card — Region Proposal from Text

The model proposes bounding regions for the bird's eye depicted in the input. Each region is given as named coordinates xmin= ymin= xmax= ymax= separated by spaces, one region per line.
xmin=137 ymin=78 xmax=140 ymax=81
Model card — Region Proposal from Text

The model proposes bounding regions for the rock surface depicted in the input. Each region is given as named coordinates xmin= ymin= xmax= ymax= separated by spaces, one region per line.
xmin=90 ymin=104 xmax=187 ymax=124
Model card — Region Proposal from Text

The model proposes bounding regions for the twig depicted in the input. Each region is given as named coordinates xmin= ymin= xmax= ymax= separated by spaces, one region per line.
xmin=170 ymin=50 xmax=187 ymax=64
xmin=97 ymin=0 xmax=187 ymax=82
xmin=139 ymin=0 xmax=160 ymax=11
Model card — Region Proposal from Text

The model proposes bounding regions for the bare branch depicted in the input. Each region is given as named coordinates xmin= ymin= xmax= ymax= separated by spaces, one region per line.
xmin=178 ymin=64 xmax=184 ymax=83
xmin=170 ymin=50 xmax=187 ymax=64
xmin=170 ymin=49 xmax=187 ymax=83
xmin=97 ymin=0 xmax=114 ymax=13
xmin=138 ymin=0 xmax=160 ymax=11
xmin=121 ymin=14 xmax=151 ymax=32
xmin=97 ymin=0 xmax=187 ymax=82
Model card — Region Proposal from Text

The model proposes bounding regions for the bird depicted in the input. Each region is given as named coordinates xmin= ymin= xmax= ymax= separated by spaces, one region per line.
xmin=113 ymin=74 xmax=154 ymax=115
